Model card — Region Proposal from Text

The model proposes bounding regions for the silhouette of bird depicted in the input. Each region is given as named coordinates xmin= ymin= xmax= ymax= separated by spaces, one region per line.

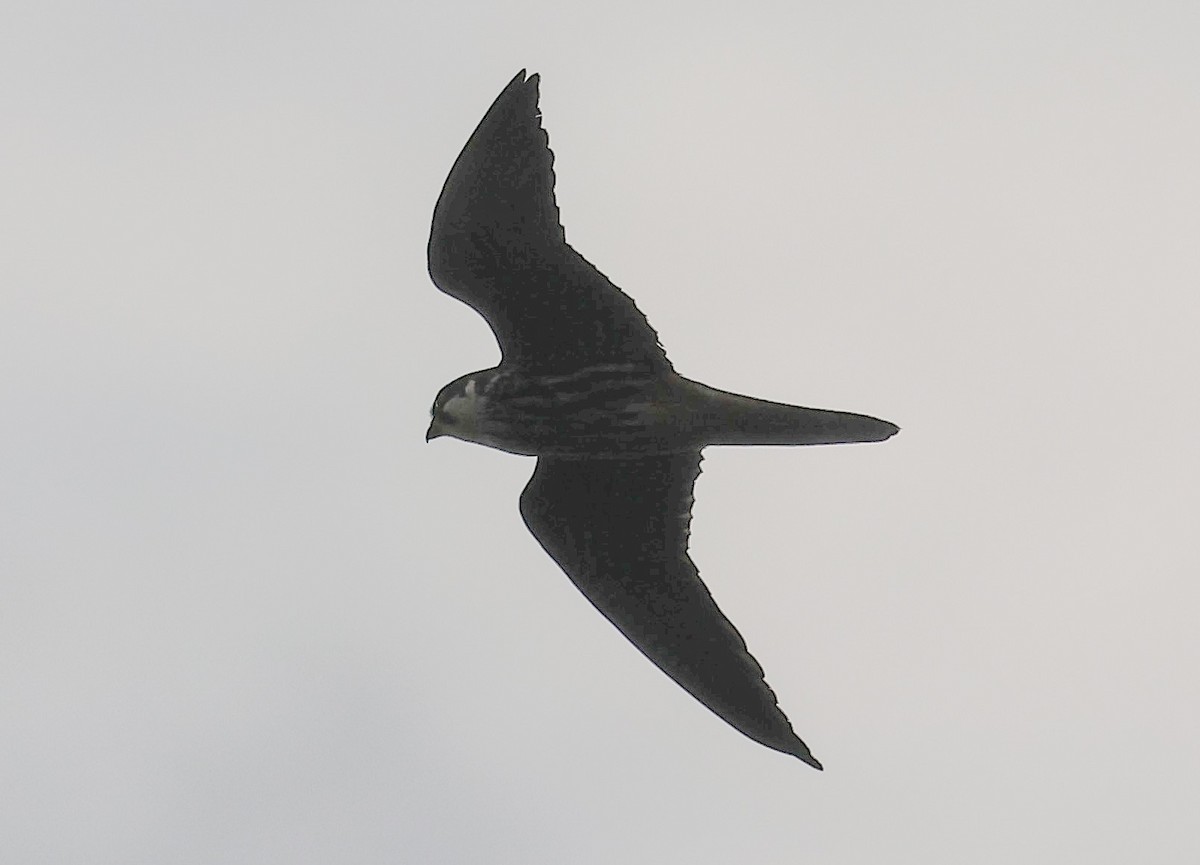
xmin=426 ymin=71 xmax=897 ymax=770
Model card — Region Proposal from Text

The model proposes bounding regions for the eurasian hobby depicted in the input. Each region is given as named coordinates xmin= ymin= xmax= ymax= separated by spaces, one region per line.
xmin=426 ymin=71 xmax=897 ymax=770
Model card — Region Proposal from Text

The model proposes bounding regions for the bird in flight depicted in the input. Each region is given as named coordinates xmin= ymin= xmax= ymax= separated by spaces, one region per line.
xmin=426 ymin=71 xmax=897 ymax=770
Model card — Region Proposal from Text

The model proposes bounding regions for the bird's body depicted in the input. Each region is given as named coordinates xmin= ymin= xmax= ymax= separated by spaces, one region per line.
xmin=426 ymin=71 xmax=897 ymax=770
xmin=431 ymin=365 xmax=895 ymax=457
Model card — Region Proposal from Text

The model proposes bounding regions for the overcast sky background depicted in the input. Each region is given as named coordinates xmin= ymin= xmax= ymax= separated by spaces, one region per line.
xmin=3 ymin=2 xmax=1198 ymax=863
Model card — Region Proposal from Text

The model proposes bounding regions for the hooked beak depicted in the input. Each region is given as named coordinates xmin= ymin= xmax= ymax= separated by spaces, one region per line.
xmin=425 ymin=418 xmax=443 ymax=442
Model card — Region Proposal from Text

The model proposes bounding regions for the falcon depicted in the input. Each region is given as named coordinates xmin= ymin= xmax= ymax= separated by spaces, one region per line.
xmin=426 ymin=71 xmax=897 ymax=770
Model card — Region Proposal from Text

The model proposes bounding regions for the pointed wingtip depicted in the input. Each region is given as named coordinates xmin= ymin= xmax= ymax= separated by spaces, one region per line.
xmin=501 ymin=70 xmax=539 ymax=105
xmin=773 ymin=733 xmax=823 ymax=770
xmin=783 ymin=739 xmax=824 ymax=770
xmin=797 ymin=751 xmax=824 ymax=771
xmin=503 ymin=69 xmax=534 ymax=93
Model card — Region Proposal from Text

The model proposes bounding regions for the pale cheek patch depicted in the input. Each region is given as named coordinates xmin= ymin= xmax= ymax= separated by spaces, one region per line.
xmin=444 ymin=380 xmax=484 ymax=425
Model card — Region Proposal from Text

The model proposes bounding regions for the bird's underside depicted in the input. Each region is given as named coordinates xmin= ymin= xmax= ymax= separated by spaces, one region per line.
xmin=426 ymin=70 xmax=898 ymax=770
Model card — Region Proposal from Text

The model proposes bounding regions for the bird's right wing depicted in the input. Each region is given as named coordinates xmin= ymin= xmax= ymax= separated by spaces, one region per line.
xmin=428 ymin=71 xmax=671 ymax=375
xmin=519 ymin=453 xmax=822 ymax=769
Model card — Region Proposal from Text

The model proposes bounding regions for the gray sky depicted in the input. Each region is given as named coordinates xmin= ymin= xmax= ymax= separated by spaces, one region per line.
xmin=3 ymin=1 xmax=1198 ymax=862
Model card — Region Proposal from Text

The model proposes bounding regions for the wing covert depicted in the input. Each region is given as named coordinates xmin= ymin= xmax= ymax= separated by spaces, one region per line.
xmin=519 ymin=453 xmax=822 ymax=768
xmin=428 ymin=71 xmax=671 ymax=375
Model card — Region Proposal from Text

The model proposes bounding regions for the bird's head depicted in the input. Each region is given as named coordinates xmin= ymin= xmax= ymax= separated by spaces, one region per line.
xmin=427 ymin=372 xmax=491 ymax=445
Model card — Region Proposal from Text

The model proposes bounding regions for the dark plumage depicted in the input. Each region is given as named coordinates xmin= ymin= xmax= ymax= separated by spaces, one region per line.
xmin=428 ymin=72 xmax=669 ymax=375
xmin=426 ymin=71 xmax=898 ymax=769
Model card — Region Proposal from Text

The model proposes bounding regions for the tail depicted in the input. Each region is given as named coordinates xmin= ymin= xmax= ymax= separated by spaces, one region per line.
xmin=683 ymin=380 xmax=899 ymax=447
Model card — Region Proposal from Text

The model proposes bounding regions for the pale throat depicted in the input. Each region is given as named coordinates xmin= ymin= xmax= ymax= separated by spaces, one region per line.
xmin=443 ymin=378 xmax=486 ymax=426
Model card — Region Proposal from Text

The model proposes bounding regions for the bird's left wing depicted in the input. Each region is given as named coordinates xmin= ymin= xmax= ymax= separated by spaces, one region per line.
xmin=428 ymin=71 xmax=671 ymax=375
xmin=519 ymin=453 xmax=823 ymax=768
